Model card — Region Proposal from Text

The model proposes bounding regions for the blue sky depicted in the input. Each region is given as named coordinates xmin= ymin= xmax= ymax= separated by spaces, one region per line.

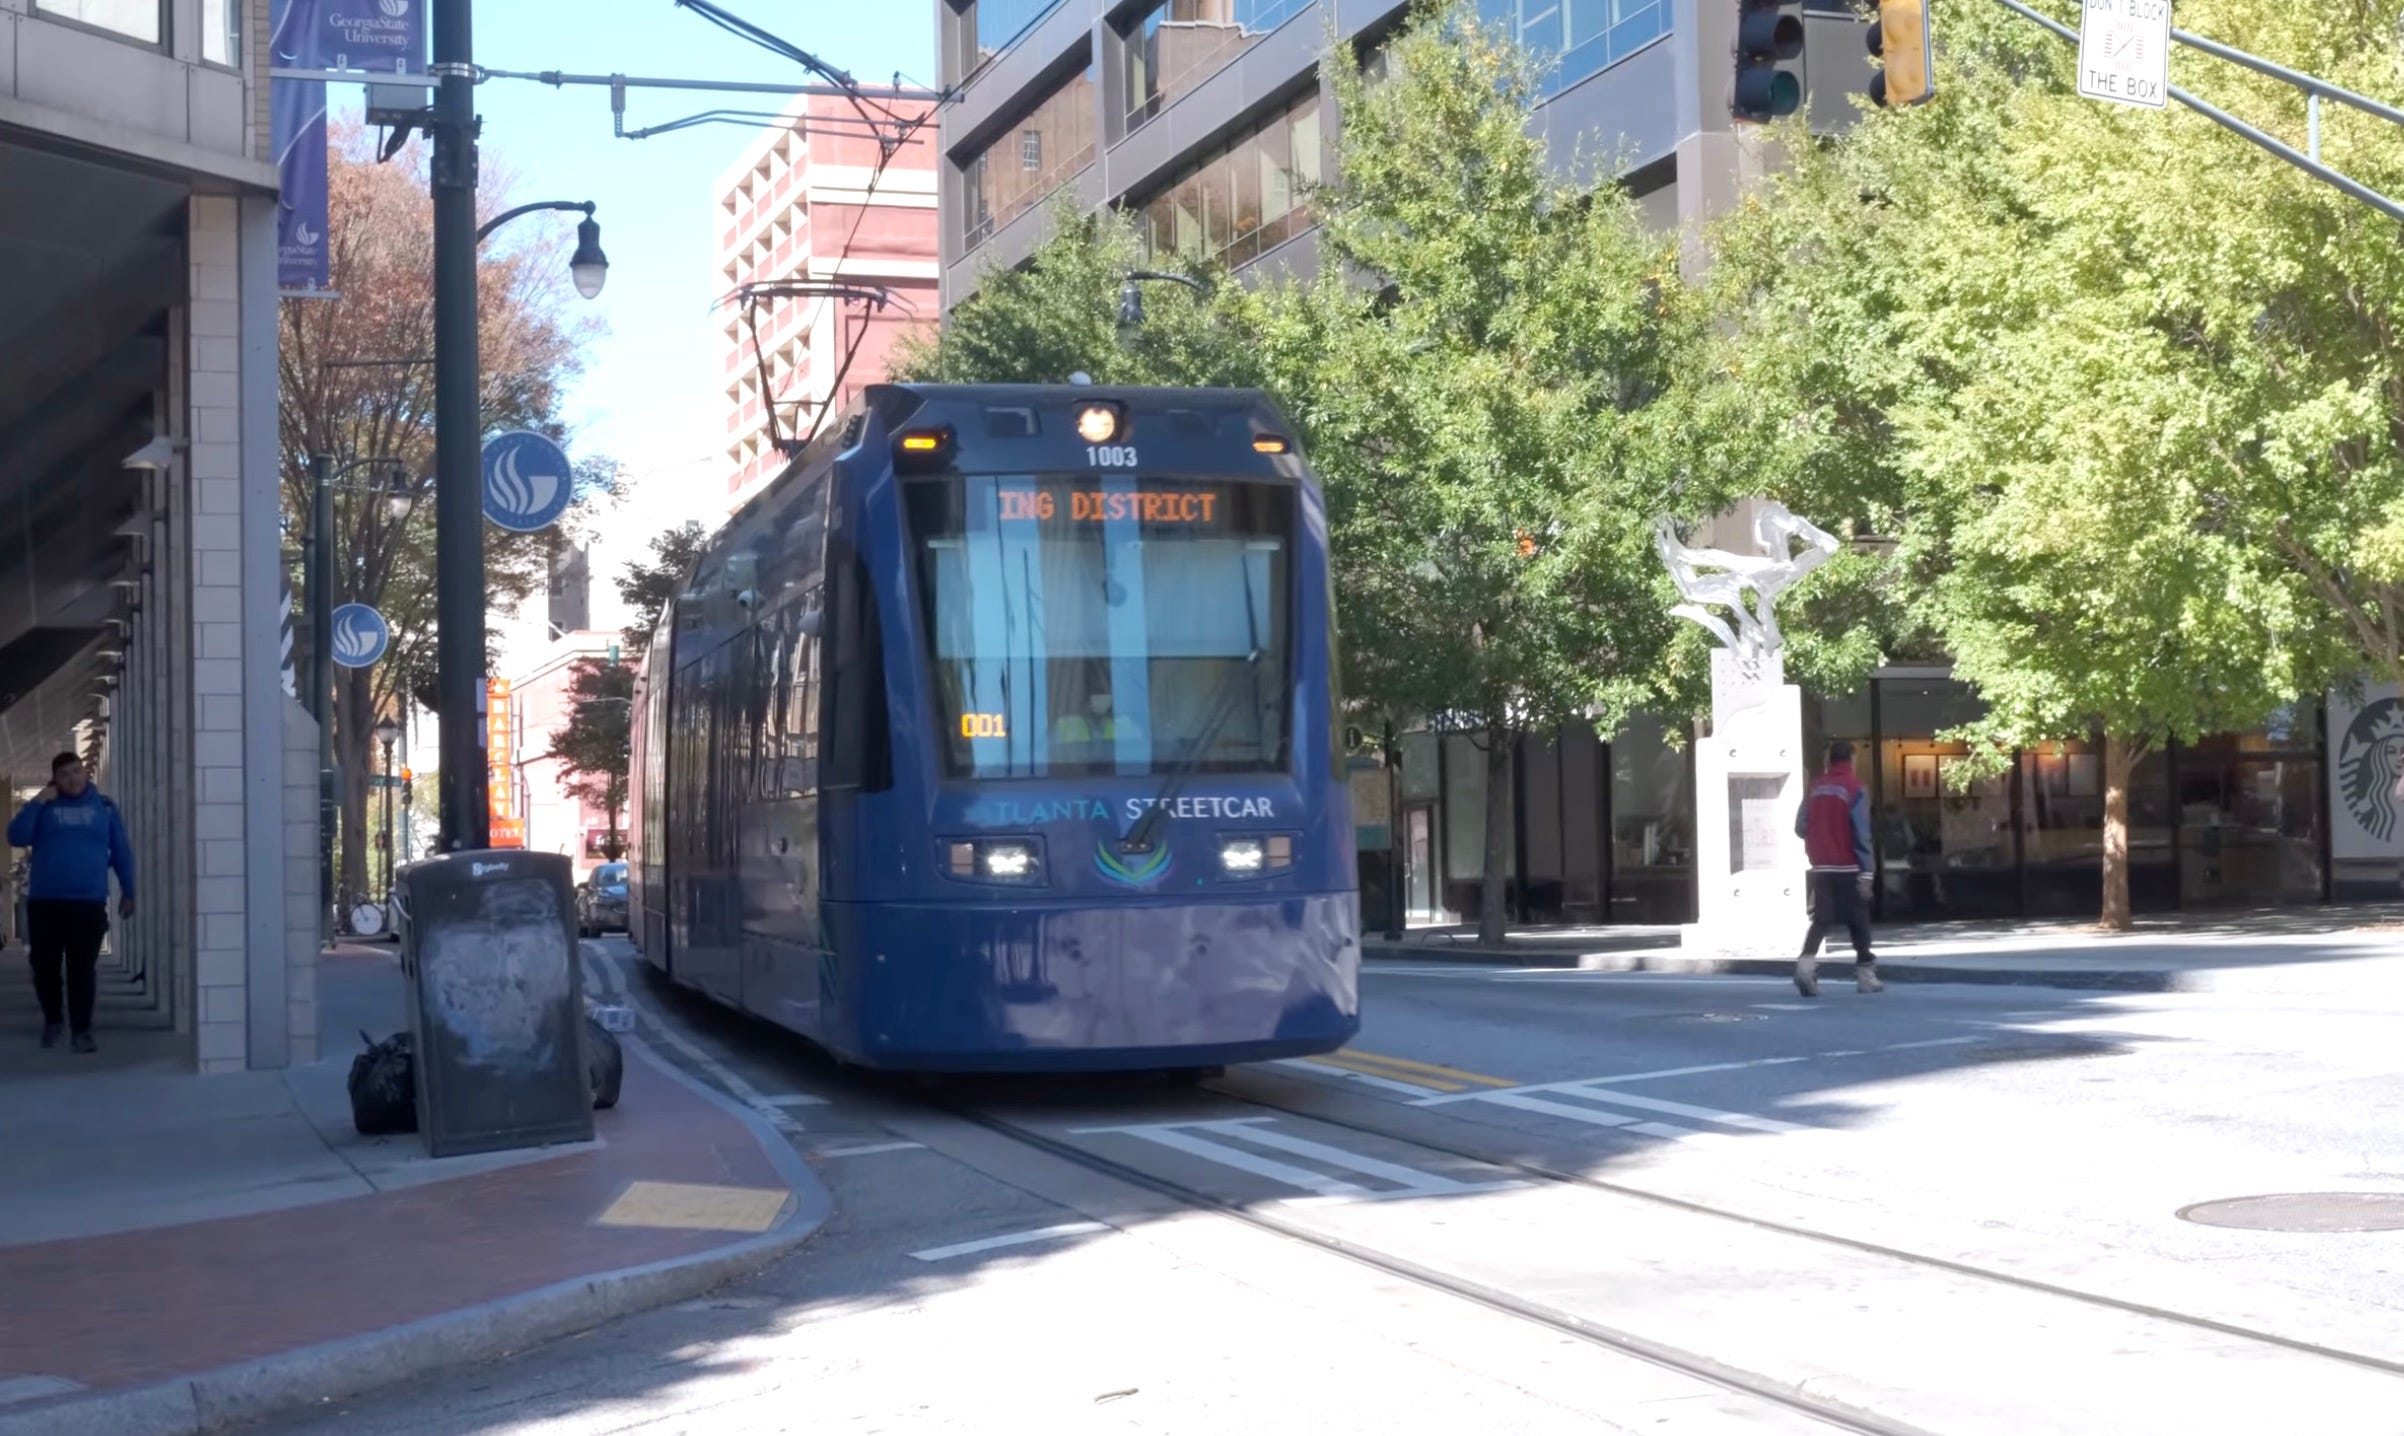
xmin=342 ymin=1 xmax=936 ymax=508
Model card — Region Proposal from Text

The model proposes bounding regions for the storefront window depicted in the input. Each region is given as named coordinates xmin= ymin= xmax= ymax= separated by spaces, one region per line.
xmin=1610 ymin=712 xmax=1692 ymax=923
xmin=1475 ymin=0 xmax=1673 ymax=96
xmin=35 ymin=0 xmax=160 ymax=43
xmin=2014 ymin=740 xmax=2173 ymax=917
xmin=962 ymin=66 xmax=1097 ymax=250
xmin=1876 ymin=680 xmax=2018 ymax=919
xmin=2177 ymin=731 xmax=2323 ymax=906
xmin=1124 ymin=1 xmax=1309 ymax=131
xmin=1442 ymin=732 xmax=1509 ymax=919
xmin=1135 ymin=89 xmax=1320 ymax=267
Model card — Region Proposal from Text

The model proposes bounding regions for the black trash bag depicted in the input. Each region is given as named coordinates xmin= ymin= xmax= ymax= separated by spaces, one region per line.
xmin=348 ymin=1029 xmax=418 ymax=1136
xmin=585 ymin=1015 xmax=623 ymax=1111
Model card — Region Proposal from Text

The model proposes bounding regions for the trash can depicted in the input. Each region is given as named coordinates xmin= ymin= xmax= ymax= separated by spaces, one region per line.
xmin=392 ymin=849 xmax=595 ymax=1158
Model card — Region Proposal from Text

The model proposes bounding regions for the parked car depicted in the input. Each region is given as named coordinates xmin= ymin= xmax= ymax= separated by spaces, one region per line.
xmin=577 ymin=861 xmax=630 ymax=938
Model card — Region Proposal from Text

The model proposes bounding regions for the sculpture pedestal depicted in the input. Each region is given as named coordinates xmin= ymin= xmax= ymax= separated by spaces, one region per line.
xmin=1679 ymin=681 xmax=1808 ymax=958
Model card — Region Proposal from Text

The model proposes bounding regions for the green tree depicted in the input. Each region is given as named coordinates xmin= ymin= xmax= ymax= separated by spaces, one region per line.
xmin=889 ymin=198 xmax=1257 ymax=389
xmin=614 ymin=521 xmax=710 ymax=655
xmin=1255 ymin=3 xmax=1719 ymax=942
xmin=1701 ymin=0 xmax=2399 ymax=926
xmin=545 ymin=658 xmax=634 ymax=857
xmin=281 ymin=130 xmax=604 ymax=900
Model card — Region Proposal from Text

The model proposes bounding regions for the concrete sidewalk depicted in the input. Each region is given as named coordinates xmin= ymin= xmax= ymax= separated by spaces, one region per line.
xmin=0 ymin=947 xmax=829 ymax=1436
xmin=1366 ymin=904 xmax=2404 ymax=991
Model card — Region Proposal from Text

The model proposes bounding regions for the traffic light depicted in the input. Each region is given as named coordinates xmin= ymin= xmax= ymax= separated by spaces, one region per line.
xmin=400 ymin=767 xmax=413 ymax=805
xmin=1733 ymin=0 xmax=1806 ymax=123
xmin=1868 ymin=0 xmax=1935 ymax=108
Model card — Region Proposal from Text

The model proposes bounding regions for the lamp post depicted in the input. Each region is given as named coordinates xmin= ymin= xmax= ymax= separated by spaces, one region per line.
xmin=429 ymin=0 xmax=610 ymax=853
xmin=307 ymin=453 xmax=414 ymax=944
xmin=374 ymin=717 xmax=402 ymax=899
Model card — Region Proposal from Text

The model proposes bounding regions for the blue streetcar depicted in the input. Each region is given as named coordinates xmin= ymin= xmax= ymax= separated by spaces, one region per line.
xmin=627 ymin=383 xmax=1360 ymax=1072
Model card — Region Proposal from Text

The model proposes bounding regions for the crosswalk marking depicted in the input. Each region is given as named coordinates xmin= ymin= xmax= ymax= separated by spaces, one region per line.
xmin=1074 ymin=1119 xmax=1521 ymax=1202
xmin=1565 ymin=1087 xmax=1808 ymax=1134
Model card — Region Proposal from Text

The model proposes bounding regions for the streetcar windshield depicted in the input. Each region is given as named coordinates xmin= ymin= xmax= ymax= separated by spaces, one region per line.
xmin=906 ymin=475 xmax=1293 ymax=780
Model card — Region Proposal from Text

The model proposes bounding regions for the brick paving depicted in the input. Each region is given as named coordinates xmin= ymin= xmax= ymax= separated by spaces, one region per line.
xmin=0 ymin=1044 xmax=792 ymax=1397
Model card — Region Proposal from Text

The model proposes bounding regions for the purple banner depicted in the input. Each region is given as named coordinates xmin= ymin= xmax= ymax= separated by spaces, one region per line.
xmin=273 ymin=0 xmax=425 ymax=73
xmin=274 ymin=76 xmax=330 ymax=293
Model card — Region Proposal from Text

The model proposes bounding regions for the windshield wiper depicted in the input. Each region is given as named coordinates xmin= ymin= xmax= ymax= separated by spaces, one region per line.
xmin=1119 ymin=647 xmax=1262 ymax=856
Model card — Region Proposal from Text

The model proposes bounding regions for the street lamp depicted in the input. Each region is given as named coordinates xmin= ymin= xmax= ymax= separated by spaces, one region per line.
xmin=477 ymin=199 xmax=609 ymax=299
xmin=1116 ymin=269 xmax=1211 ymax=330
xmin=374 ymin=717 xmax=402 ymax=897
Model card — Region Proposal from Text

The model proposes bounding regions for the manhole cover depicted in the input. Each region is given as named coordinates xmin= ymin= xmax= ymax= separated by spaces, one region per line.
xmin=2176 ymin=1193 xmax=2404 ymax=1233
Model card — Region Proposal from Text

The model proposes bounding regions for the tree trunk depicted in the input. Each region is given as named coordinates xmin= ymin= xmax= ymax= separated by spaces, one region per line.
xmin=1478 ymin=717 xmax=1514 ymax=946
xmin=2100 ymin=732 xmax=2135 ymax=933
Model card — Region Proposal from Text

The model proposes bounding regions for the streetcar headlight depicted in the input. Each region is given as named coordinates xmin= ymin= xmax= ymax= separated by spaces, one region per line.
xmin=947 ymin=838 xmax=1045 ymax=884
xmin=1220 ymin=839 xmax=1266 ymax=875
xmin=1218 ymin=834 xmax=1293 ymax=877
xmin=1074 ymin=403 xmax=1121 ymax=444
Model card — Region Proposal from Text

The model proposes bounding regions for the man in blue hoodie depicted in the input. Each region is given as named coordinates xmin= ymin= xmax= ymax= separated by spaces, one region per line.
xmin=8 ymin=752 xmax=135 ymax=1053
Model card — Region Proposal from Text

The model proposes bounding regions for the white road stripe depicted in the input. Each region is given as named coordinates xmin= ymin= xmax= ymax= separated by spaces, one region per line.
xmin=1075 ymin=1122 xmax=1377 ymax=1198
xmin=1473 ymin=1091 xmax=1644 ymax=1128
xmin=812 ymin=1141 xmax=924 ymax=1158
xmin=1753 ymin=1003 xmax=1818 ymax=1011
xmin=1275 ymin=1058 xmax=1446 ymax=1097
xmin=1220 ymin=1121 xmax=1516 ymax=1197
xmin=1560 ymin=1087 xmax=1808 ymax=1134
xmin=758 ymin=1092 xmax=832 ymax=1107
xmin=1413 ymin=1035 xmax=1985 ymax=1108
xmin=910 ymin=1222 xmax=1109 ymax=1262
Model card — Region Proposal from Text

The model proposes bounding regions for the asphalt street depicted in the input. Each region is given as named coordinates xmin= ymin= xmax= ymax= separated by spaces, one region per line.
xmin=244 ymin=932 xmax=2404 ymax=1435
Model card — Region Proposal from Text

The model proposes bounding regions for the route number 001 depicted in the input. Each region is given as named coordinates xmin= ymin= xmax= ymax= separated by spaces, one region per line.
xmin=960 ymin=713 xmax=1008 ymax=738
xmin=1087 ymin=445 xmax=1139 ymax=469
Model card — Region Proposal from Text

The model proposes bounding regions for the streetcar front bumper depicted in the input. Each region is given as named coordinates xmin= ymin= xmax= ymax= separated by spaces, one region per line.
xmin=821 ymin=893 xmax=1360 ymax=1072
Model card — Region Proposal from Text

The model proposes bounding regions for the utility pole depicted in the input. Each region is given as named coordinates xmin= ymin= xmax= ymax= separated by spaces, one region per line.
xmin=431 ymin=0 xmax=488 ymax=851
xmin=309 ymin=453 xmax=334 ymax=943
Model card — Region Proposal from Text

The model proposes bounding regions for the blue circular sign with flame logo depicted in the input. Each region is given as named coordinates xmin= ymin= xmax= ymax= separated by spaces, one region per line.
xmin=480 ymin=430 xmax=575 ymax=533
xmin=330 ymin=603 xmax=391 ymax=669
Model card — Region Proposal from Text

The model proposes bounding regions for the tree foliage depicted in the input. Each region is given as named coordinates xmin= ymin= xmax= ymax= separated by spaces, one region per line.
xmin=280 ymin=128 xmax=609 ymax=897
xmin=614 ymin=520 xmax=710 ymax=655
xmin=546 ymin=658 xmax=633 ymax=853
xmin=1702 ymin=0 xmax=2404 ymax=924
xmin=1255 ymin=2 xmax=1720 ymax=939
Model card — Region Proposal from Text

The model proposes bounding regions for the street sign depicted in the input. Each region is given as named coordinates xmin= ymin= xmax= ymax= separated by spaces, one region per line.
xmin=2078 ymin=0 xmax=2170 ymax=110
xmin=480 ymin=430 xmax=576 ymax=533
xmin=330 ymin=603 xmax=391 ymax=668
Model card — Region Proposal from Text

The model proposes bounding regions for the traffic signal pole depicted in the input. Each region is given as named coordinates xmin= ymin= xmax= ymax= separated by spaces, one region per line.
xmin=1971 ymin=0 xmax=2404 ymax=223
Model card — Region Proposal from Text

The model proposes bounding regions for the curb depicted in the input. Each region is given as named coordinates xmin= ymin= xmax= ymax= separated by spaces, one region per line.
xmin=1362 ymin=944 xmax=2182 ymax=991
xmin=0 ymin=1034 xmax=833 ymax=1436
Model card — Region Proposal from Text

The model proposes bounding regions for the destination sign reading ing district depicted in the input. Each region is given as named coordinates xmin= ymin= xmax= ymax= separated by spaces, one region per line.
xmin=2077 ymin=0 xmax=2170 ymax=111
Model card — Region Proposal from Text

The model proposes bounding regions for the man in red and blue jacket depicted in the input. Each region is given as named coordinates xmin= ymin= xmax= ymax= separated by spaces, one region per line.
xmin=1793 ymin=740 xmax=1880 ymax=997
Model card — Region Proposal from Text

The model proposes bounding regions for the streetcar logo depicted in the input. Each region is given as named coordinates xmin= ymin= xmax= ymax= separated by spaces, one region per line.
xmin=1095 ymin=843 xmax=1171 ymax=889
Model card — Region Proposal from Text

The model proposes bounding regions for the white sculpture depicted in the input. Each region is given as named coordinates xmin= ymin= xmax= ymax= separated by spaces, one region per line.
xmin=1654 ymin=503 xmax=1842 ymax=677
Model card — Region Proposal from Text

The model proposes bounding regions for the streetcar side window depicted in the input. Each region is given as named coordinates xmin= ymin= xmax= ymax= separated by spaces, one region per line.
xmin=820 ymin=535 xmax=891 ymax=792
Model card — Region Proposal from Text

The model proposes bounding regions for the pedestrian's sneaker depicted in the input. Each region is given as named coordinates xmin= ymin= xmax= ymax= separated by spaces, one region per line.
xmin=1856 ymin=963 xmax=1884 ymax=994
xmin=70 ymin=1031 xmax=97 ymax=1054
xmin=38 ymin=1022 xmax=62 ymax=1049
xmin=1794 ymin=955 xmax=1819 ymax=998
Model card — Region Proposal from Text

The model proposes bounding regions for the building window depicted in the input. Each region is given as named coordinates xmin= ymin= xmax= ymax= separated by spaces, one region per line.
xmin=966 ymin=0 xmax=1064 ymax=65
xmin=1133 ymin=87 xmax=1321 ymax=268
xmin=1123 ymin=0 xmax=1312 ymax=132
xmin=962 ymin=66 xmax=1097 ymax=250
xmin=1475 ymin=0 xmax=1672 ymax=95
xmin=33 ymin=0 xmax=162 ymax=44
xmin=202 ymin=0 xmax=238 ymax=64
